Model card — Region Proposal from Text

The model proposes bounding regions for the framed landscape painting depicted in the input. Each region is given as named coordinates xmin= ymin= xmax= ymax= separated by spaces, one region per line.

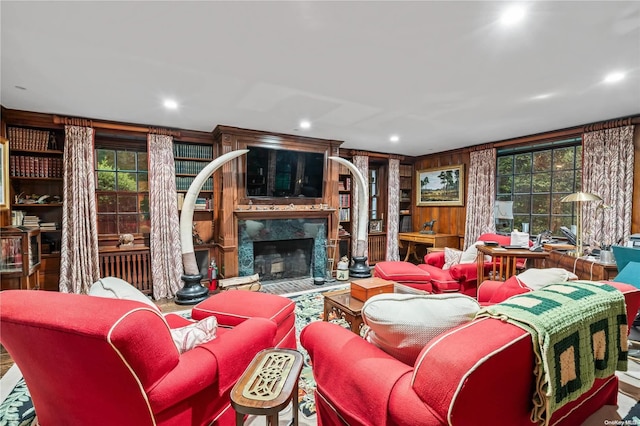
xmin=416 ymin=165 xmax=465 ymax=206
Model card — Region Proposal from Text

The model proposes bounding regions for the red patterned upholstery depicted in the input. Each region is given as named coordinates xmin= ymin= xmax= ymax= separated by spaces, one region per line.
xmin=0 ymin=290 xmax=277 ymax=426
xmin=373 ymin=261 xmax=432 ymax=292
xmin=300 ymin=282 xmax=640 ymax=426
xmin=192 ymin=291 xmax=296 ymax=349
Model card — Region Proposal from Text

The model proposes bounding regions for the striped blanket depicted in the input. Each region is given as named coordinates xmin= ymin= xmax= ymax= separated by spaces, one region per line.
xmin=477 ymin=280 xmax=628 ymax=426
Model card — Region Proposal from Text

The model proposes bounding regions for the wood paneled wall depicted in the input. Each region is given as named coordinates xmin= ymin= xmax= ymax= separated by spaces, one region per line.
xmin=412 ymin=150 xmax=470 ymax=237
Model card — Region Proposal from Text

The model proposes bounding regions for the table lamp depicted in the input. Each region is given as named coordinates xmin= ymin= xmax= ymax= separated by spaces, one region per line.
xmin=560 ymin=191 xmax=602 ymax=257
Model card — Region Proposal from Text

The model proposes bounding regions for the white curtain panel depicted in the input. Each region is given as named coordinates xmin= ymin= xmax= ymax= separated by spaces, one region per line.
xmin=463 ymin=148 xmax=497 ymax=249
xmin=386 ymin=158 xmax=400 ymax=261
xmin=582 ymin=125 xmax=634 ymax=248
xmin=59 ymin=125 xmax=100 ymax=293
xmin=148 ymin=134 xmax=184 ymax=299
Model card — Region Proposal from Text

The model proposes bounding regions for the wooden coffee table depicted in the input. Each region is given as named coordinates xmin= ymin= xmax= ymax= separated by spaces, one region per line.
xmin=323 ymin=283 xmax=428 ymax=334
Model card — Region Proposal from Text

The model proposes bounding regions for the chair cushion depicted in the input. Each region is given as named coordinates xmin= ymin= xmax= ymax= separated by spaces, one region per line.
xmin=89 ymin=277 xmax=159 ymax=311
xmin=487 ymin=276 xmax=532 ymax=304
xmin=443 ymin=247 xmax=463 ymax=270
xmin=170 ymin=316 xmax=218 ymax=353
xmin=374 ymin=261 xmax=431 ymax=283
xmin=516 ymin=268 xmax=578 ymax=290
xmin=362 ymin=293 xmax=480 ymax=365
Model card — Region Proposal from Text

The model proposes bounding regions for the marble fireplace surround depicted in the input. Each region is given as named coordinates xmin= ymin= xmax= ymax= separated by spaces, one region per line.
xmin=237 ymin=214 xmax=329 ymax=280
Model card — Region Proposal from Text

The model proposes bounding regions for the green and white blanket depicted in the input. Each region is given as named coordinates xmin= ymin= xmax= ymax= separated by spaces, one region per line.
xmin=477 ymin=280 xmax=628 ymax=426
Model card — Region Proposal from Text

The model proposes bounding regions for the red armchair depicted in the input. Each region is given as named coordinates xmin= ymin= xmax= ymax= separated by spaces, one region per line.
xmin=300 ymin=282 xmax=640 ymax=426
xmin=0 ymin=290 xmax=277 ymax=426
xmin=419 ymin=233 xmax=522 ymax=296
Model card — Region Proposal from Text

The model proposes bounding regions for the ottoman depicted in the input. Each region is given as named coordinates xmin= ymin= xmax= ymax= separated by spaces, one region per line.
xmin=373 ymin=261 xmax=432 ymax=292
xmin=192 ymin=291 xmax=296 ymax=349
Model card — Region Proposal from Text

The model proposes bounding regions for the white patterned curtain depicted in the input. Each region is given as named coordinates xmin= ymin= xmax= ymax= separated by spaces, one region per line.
xmin=386 ymin=158 xmax=400 ymax=260
xmin=582 ymin=125 xmax=634 ymax=248
xmin=59 ymin=125 xmax=100 ymax=293
xmin=352 ymin=155 xmax=369 ymax=260
xmin=148 ymin=134 xmax=184 ymax=300
xmin=463 ymin=148 xmax=496 ymax=249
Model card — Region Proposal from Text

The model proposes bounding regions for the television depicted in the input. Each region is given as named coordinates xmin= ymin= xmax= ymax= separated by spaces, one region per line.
xmin=245 ymin=147 xmax=325 ymax=198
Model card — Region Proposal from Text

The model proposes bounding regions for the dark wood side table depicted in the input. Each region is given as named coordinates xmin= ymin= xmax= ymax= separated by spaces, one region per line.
xmin=546 ymin=250 xmax=618 ymax=281
xmin=230 ymin=348 xmax=303 ymax=426
xmin=476 ymin=245 xmax=549 ymax=282
xmin=398 ymin=232 xmax=459 ymax=262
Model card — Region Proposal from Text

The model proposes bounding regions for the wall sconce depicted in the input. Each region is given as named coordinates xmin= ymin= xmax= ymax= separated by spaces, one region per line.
xmin=560 ymin=191 xmax=602 ymax=257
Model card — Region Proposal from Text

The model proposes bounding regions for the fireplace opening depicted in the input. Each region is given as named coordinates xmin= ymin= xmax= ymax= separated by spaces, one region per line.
xmin=253 ymin=238 xmax=314 ymax=281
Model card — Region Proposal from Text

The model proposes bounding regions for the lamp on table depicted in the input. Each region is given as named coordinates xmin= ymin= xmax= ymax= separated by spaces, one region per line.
xmin=560 ymin=191 xmax=602 ymax=258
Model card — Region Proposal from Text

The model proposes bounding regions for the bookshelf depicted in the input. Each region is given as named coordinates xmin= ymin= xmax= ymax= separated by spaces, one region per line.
xmin=7 ymin=126 xmax=64 ymax=291
xmin=337 ymin=162 xmax=352 ymax=259
xmin=399 ymin=163 xmax=413 ymax=233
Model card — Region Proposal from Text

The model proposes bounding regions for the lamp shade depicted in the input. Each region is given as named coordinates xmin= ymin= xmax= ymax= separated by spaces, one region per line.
xmin=560 ymin=192 xmax=602 ymax=203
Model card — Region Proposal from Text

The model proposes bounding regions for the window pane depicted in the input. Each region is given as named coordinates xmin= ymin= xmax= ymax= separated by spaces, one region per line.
xmin=514 ymin=153 xmax=531 ymax=174
xmin=550 ymin=215 xmax=573 ymax=234
xmin=97 ymin=171 xmax=116 ymax=191
xmin=117 ymin=172 xmax=138 ymax=191
xmin=552 ymin=170 xmax=574 ymax=193
xmin=118 ymin=215 xmax=138 ymax=234
xmin=513 ymin=215 xmax=530 ymax=231
xmin=513 ymin=174 xmax=531 ymax=193
xmin=532 ymin=172 xmax=551 ymax=193
xmin=96 ymin=150 xmax=115 ymax=171
xmin=139 ymin=213 xmax=151 ymax=233
xmin=497 ymin=156 xmax=513 ymax=175
xmin=97 ymin=214 xmax=117 ymax=234
xmin=138 ymin=172 xmax=148 ymax=191
xmin=553 ymin=147 xmax=574 ymax=171
xmin=513 ymin=194 xmax=531 ymax=213
xmin=532 ymin=194 xmax=551 ymax=214
xmin=531 ymin=216 xmax=550 ymax=235
xmin=137 ymin=153 xmax=148 ymax=171
xmin=138 ymin=194 xmax=149 ymax=213
xmin=497 ymin=176 xmax=513 ymax=194
xmin=117 ymin=151 xmax=136 ymax=171
xmin=575 ymin=170 xmax=582 ymax=191
xmin=97 ymin=194 xmax=116 ymax=212
xmin=552 ymin=194 xmax=573 ymax=215
xmin=533 ymin=151 xmax=551 ymax=172
xmin=118 ymin=194 xmax=137 ymax=212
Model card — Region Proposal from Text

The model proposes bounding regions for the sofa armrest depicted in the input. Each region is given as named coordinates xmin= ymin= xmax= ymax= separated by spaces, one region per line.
xmin=164 ymin=313 xmax=194 ymax=328
xmin=300 ymin=321 xmax=413 ymax=425
xmin=448 ymin=262 xmax=479 ymax=282
xmin=148 ymin=317 xmax=276 ymax=413
xmin=477 ymin=280 xmax=504 ymax=304
xmin=424 ymin=251 xmax=445 ymax=267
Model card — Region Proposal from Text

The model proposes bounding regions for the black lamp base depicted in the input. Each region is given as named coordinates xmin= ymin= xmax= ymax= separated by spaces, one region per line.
xmin=175 ymin=274 xmax=209 ymax=305
xmin=349 ymin=256 xmax=371 ymax=278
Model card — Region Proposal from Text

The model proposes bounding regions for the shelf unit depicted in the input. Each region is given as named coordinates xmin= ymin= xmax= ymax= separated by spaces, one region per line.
xmin=0 ymin=226 xmax=41 ymax=290
xmin=7 ymin=126 xmax=64 ymax=290
xmin=337 ymin=162 xmax=352 ymax=260
xmin=399 ymin=163 xmax=413 ymax=233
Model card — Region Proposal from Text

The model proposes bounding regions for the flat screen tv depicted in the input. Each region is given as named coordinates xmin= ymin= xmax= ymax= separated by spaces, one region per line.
xmin=245 ymin=147 xmax=325 ymax=198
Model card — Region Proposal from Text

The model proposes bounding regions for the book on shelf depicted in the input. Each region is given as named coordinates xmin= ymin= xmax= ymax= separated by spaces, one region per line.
xmin=177 ymin=193 xmax=185 ymax=210
xmin=39 ymin=222 xmax=58 ymax=231
xmin=194 ymin=198 xmax=208 ymax=210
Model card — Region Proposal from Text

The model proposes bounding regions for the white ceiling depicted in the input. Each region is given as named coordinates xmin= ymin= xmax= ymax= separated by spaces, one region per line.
xmin=1 ymin=1 xmax=639 ymax=156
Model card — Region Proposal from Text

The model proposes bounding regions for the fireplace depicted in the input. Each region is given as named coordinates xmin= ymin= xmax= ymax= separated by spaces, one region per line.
xmin=237 ymin=218 xmax=327 ymax=280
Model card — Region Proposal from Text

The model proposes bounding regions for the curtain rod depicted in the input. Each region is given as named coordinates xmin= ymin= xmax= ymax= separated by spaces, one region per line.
xmin=53 ymin=115 xmax=181 ymax=137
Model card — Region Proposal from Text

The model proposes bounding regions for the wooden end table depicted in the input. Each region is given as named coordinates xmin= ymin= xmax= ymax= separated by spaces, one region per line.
xmin=230 ymin=348 xmax=304 ymax=426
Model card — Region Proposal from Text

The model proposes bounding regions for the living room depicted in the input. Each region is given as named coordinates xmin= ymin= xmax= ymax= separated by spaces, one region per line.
xmin=1 ymin=1 xmax=640 ymax=425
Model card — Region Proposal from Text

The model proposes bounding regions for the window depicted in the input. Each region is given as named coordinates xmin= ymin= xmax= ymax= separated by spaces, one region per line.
xmin=95 ymin=148 xmax=149 ymax=235
xmin=496 ymin=138 xmax=582 ymax=236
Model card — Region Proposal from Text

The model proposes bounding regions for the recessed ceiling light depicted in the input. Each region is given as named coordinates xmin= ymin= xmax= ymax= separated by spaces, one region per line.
xmin=531 ymin=93 xmax=553 ymax=100
xmin=603 ymin=72 xmax=625 ymax=84
xmin=163 ymin=99 xmax=178 ymax=109
xmin=390 ymin=135 xmax=400 ymax=143
xmin=299 ymin=120 xmax=311 ymax=130
xmin=500 ymin=5 xmax=527 ymax=26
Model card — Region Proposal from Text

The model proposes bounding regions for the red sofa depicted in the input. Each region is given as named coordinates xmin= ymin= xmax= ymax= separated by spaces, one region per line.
xmin=0 ymin=290 xmax=277 ymax=426
xmin=419 ymin=232 xmax=525 ymax=296
xmin=300 ymin=282 xmax=640 ymax=426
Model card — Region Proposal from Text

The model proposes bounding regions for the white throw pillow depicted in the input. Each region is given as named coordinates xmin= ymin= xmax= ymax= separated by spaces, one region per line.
xmin=362 ymin=293 xmax=480 ymax=365
xmin=443 ymin=247 xmax=463 ymax=270
xmin=516 ymin=268 xmax=579 ymax=291
xmin=459 ymin=241 xmax=487 ymax=264
xmin=170 ymin=316 xmax=218 ymax=353
xmin=89 ymin=277 xmax=159 ymax=311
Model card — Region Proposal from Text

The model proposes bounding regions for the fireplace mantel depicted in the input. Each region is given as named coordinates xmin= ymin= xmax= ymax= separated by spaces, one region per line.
xmin=235 ymin=208 xmax=336 ymax=220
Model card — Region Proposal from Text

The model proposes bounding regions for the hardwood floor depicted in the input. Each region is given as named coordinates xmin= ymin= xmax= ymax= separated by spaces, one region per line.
xmin=0 ymin=297 xmax=188 ymax=379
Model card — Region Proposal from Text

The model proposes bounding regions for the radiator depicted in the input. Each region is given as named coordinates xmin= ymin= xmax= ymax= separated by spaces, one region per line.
xmin=367 ymin=234 xmax=387 ymax=265
xmin=99 ymin=249 xmax=152 ymax=295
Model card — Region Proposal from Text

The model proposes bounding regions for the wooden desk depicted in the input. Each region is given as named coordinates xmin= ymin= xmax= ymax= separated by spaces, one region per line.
xmin=476 ymin=245 xmax=549 ymax=282
xmin=546 ymin=250 xmax=618 ymax=281
xmin=398 ymin=232 xmax=458 ymax=262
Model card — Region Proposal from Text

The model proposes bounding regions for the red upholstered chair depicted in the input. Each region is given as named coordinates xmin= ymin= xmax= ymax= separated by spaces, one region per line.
xmin=0 ymin=290 xmax=277 ymax=426
xmin=300 ymin=282 xmax=640 ymax=426
xmin=419 ymin=232 xmax=522 ymax=296
xmin=373 ymin=261 xmax=432 ymax=292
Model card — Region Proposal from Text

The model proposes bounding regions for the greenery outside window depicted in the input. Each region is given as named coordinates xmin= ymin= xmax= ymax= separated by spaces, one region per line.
xmin=496 ymin=138 xmax=582 ymax=236
xmin=95 ymin=149 xmax=149 ymax=235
